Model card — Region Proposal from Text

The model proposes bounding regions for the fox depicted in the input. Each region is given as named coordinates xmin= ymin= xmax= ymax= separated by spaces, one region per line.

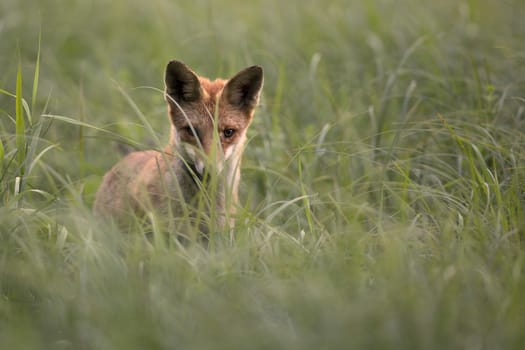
xmin=93 ymin=60 xmax=263 ymax=237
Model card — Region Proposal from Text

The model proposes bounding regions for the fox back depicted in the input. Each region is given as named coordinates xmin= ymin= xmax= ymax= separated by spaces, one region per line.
xmin=93 ymin=60 xmax=263 ymax=235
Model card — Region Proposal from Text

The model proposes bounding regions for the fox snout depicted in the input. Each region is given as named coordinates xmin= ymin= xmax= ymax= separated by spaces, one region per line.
xmin=179 ymin=133 xmax=243 ymax=177
xmin=180 ymin=141 xmax=224 ymax=177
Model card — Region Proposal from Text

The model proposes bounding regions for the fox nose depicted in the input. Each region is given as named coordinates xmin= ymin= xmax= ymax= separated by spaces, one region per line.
xmin=193 ymin=159 xmax=206 ymax=177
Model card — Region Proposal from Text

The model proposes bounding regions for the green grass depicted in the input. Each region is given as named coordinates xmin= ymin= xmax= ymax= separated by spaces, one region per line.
xmin=1 ymin=0 xmax=525 ymax=348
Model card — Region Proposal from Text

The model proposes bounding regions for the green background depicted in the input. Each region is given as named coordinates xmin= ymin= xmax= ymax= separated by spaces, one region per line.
xmin=1 ymin=0 xmax=524 ymax=348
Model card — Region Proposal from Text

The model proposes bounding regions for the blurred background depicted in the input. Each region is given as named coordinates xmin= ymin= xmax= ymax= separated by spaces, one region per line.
xmin=2 ymin=0 xmax=523 ymax=205
xmin=1 ymin=0 xmax=525 ymax=348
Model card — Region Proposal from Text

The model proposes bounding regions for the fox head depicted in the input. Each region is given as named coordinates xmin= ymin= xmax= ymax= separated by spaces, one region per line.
xmin=164 ymin=60 xmax=263 ymax=176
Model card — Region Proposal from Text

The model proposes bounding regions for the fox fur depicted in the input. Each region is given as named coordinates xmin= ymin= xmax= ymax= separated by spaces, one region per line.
xmin=93 ymin=60 xmax=263 ymax=235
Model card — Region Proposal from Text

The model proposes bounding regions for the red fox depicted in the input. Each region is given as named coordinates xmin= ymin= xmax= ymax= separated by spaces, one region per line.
xmin=93 ymin=60 xmax=263 ymax=236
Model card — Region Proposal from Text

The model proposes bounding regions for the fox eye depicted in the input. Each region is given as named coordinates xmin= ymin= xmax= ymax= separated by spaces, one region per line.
xmin=183 ymin=126 xmax=198 ymax=138
xmin=223 ymin=128 xmax=235 ymax=138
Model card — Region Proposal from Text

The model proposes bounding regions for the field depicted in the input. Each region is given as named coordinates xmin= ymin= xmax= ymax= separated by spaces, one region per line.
xmin=1 ymin=0 xmax=525 ymax=348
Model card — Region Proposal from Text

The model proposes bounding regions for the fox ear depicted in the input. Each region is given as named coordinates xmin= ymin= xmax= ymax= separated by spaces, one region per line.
xmin=224 ymin=66 xmax=263 ymax=111
xmin=165 ymin=60 xmax=202 ymax=103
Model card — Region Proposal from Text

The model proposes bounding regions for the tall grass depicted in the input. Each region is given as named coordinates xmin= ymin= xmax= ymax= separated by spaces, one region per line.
xmin=1 ymin=0 xmax=525 ymax=348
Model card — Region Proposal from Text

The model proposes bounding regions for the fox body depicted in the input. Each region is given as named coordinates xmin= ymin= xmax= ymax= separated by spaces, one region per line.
xmin=93 ymin=60 xmax=263 ymax=233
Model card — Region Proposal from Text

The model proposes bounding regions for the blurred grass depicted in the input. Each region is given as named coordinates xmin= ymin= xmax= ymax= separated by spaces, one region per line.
xmin=1 ymin=0 xmax=525 ymax=348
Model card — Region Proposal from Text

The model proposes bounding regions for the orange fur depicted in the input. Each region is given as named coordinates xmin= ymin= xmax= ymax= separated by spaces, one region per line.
xmin=94 ymin=61 xmax=263 ymax=235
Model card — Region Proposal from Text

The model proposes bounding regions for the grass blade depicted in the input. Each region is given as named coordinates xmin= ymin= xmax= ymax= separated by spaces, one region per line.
xmin=16 ymin=57 xmax=26 ymax=180
xmin=0 ymin=137 xmax=4 ymax=171
xmin=31 ymin=31 xmax=41 ymax=115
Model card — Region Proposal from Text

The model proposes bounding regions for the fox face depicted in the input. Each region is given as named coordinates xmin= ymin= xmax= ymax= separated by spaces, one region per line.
xmin=164 ymin=61 xmax=263 ymax=175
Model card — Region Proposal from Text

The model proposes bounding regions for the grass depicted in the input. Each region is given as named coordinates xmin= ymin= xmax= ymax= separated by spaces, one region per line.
xmin=1 ymin=0 xmax=525 ymax=348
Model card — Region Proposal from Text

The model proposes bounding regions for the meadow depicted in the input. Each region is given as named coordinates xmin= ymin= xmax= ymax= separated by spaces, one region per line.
xmin=1 ymin=0 xmax=525 ymax=348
